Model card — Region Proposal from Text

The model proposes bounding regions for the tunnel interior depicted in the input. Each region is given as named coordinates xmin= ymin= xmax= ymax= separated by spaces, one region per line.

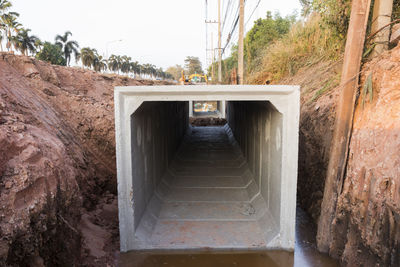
xmin=128 ymin=100 xmax=284 ymax=250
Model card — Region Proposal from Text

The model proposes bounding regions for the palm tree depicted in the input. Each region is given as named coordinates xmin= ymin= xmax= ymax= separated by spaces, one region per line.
xmin=34 ymin=39 xmax=43 ymax=54
xmin=93 ymin=53 xmax=107 ymax=72
xmin=121 ymin=56 xmax=131 ymax=75
xmin=0 ymin=21 xmax=5 ymax=51
xmin=55 ymin=31 xmax=79 ymax=66
xmin=0 ymin=0 xmax=11 ymax=51
xmin=108 ymin=54 xmax=122 ymax=74
xmin=12 ymin=28 xmax=39 ymax=56
xmin=129 ymin=61 xmax=140 ymax=78
xmin=79 ymin=47 xmax=96 ymax=69
xmin=0 ymin=0 xmax=11 ymax=12
xmin=2 ymin=11 xmax=21 ymax=52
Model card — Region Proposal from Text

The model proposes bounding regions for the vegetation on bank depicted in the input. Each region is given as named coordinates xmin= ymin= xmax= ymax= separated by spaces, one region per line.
xmin=214 ymin=0 xmax=400 ymax=85
xmin=0 ymin=0 xmax=173 ymax=80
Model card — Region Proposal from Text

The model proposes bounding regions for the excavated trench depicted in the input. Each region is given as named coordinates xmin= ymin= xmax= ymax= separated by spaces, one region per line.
xmin=115 ymin=85 xmax=299 ymax=252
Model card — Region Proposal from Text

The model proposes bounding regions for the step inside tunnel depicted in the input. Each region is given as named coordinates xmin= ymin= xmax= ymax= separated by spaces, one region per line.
xmin=127 ymin=100 xmax=286 ymax=250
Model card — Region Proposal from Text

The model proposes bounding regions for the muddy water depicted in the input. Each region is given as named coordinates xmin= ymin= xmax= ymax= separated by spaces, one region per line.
xmin=119 ymin=207 xmax=339 ymax=267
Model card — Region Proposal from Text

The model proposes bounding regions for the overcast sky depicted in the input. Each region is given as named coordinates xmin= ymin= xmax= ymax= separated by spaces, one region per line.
xmin=12 ymin=0 xmax=301 ymax=70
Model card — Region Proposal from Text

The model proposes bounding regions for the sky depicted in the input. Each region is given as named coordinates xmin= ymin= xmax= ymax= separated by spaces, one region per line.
xmin=11 ymin=0 xmax=301 ymax=71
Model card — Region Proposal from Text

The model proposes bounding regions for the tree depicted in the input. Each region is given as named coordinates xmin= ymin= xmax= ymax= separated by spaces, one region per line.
xmin=12 ymin=28 xmax=39 ymax=56
xmin=55 ymin=31 xmax=79 ymax=66
xmin=166 ymin=64 xmax=184 ymax=81
xmin=108 ymin=54 xmax=122 ymax=73
xmin=142 ymin=63 xmax=156 ymax=78
xmin=120 ymin=55 xmax=131 ymax=75
xmin=244 ymin=11 xmax=295 ymax=69
xmin=93 ymin=54 xmax=107 ymax=72
xmin=184 ymin=56 xmax=203 ymax=75
xmin=36 ymin=42 xmax=66 ymax=65
xmin=0 ymin=0 xmax=11 ymax=51
xmin=129 ymin=61 xmax=140 ymax=78
xmin=2 ymin=11 xmax=21 ymax=52
xmin=79 ymin=47 xmax=96 ymax=69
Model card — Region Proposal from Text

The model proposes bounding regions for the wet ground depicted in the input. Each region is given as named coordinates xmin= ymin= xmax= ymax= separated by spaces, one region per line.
xmin=119 ymin=207 xmax=339 ymax=267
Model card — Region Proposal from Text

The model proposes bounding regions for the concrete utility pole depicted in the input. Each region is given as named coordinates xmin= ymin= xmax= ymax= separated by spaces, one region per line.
xmin=317 ymin=0 xmax=372 ymax=253
xmin=371 ymin=0 xmax=394 ymax=56
xmin=218 ymin=0 xmax=222 ymax=83
xmin=238 ymin=0 xmax=245 ymax=85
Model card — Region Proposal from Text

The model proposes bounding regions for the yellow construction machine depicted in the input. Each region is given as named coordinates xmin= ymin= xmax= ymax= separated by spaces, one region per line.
xmin=179 ymin=71 xmax=208 ymax=85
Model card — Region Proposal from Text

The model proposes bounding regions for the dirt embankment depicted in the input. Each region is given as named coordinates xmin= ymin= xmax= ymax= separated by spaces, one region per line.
xmin=329 ymin=47 xmax=400 ymax=266
xmin=0 ymin=53 xmax=171 ymax=266
xmin=279 ymin=59 xmax=342 ymax=222
xmin=280 ymin=45 xmax=400 ymax=265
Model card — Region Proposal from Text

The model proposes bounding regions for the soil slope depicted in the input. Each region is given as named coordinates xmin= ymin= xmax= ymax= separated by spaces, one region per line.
xmin=0 ymin=53 xmax=171 ymax=266
xmin=278 ymin=45 xmax=400 ymax=265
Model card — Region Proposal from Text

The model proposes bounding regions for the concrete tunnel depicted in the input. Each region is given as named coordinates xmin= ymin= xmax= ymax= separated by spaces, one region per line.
xmin=114 ymin=85 xmax=300 ymax=252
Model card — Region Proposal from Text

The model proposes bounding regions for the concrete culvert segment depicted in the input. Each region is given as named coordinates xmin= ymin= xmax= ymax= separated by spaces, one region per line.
xmin=114 ymin=85 xmax=300 ymax=252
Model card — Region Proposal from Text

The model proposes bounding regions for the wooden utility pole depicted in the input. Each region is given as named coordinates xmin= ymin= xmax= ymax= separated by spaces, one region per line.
xmin=238 ymin=0 xmax=245 ymax=85
xmin=211 ymin=33 xmax=215 ymax=82
xmin=371 ymin=0 xmax=394 ymax=56
xmin=218 ymin=0 xmax=222 ymax=83
xmin=317 ymin=0 xmax=372 ymax=253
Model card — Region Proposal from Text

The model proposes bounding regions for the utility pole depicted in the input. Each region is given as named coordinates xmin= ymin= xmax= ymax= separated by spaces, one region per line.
xmin=371 ymin=0 xmax=394 ymax=57
xmin=211 ymin=33 xmax=215 ymax=82
xmin=238 ymin=0 xmax=245 ymax=85
xmin=317 ymin=0 xmax=372 ymax=253
xmin=218 ymin=0 xmax=222 ymax=83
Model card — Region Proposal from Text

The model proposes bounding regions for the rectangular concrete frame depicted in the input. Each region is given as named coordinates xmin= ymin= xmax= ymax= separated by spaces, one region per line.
xmin=114 ymin=85 xmax=300 ymax=252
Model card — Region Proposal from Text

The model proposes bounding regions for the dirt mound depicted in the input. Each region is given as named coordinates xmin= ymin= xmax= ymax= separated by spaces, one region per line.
xmin=189 ymin=117 xmax=227 ymax=126
xmin=0 ymin=52 xmax=172 ymax=266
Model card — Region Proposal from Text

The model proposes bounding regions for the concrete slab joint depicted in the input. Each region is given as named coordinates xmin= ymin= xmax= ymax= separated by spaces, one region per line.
xmin=114 ymin=85 xmax=300 ymax=252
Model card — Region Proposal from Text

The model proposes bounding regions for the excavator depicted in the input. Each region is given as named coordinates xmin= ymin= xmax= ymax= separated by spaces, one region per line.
xmin=179 ymin=70 xmax=208 ymax=85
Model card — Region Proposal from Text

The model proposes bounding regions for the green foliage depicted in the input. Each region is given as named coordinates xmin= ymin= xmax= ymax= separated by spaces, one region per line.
xmin=166 ymin=64 xmax=184 ymax=81
xmin=248 ymin=14 xmax=344 ymax=83
xmin=36 ymin=42 xmax=66 ymax=66
xmin=184 ymin=56 xmax=203 ymax=75
xmin=12 ymin=28 xmax=39 ymax=55
xmin=393 ymin=0 xmax=400 ymax=20
xmin=55 ymin=31 xmax=79 ymax=66
xmin=310 ymin=74 xmax=340 ymax=102
xmin=303 ymin=0 xmax=351 ymax=37
xmin=362 ymin=73 xmax=373 ymax=108
xmin=208 ymin=11 xmax=295 ymax=83
xmin=245 ymin=11 xmax=296 ymax=70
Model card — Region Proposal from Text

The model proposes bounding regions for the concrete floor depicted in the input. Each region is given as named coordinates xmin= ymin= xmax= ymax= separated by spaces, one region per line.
xmin=133 ymin=126 xmax=277 ymax=250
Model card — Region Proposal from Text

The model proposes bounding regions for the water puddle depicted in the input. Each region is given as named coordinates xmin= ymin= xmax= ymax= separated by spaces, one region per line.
xmin=119 ymin=207 xmax=339 ymax=267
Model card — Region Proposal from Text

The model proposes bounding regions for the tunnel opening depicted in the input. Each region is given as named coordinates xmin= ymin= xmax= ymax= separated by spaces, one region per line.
xmin=115 ymin=85 xmax=299 ymax=252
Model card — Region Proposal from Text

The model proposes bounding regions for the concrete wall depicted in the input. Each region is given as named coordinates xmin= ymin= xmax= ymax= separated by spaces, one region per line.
xmin=115 ymin=85 xmax=299 ymax=251
xmin=226 ymin=101 xmax=283 ymax=235
xmin=130 ymin=101 xmax=188 ymax=228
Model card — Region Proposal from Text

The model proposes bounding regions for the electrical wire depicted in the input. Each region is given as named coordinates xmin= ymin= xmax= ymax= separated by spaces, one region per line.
xmin=245 ymin=0 xmax=261 ymax=28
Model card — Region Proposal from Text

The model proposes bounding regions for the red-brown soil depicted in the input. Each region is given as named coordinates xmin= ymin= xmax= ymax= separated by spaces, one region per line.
xmin=0 ymin=52 xmax=172 ymax=266
xmin=189 ymin=117 xmax=227 ymax=126
xmin=329 ymin=46 xmax=400 ymax=266
xmin=1 ymin=44 xmax=400 ymax=266
xmin=278 ymin=45 xmax=400 ymax=265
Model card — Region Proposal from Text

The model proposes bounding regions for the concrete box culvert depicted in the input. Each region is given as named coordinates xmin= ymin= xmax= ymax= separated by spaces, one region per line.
xmin=114 ymin=85 xmax=300 ymax=252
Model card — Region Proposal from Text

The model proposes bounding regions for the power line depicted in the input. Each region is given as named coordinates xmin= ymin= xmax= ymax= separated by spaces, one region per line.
xmin=222 ymin=4 xmax=240 ymax=55
xmin=221 ymin=0 xmax=232 ymax=34
xmin=245 ymin=0 xmax=261 ymax=28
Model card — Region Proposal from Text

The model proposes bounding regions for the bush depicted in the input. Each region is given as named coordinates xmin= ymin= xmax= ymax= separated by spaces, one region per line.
xmin=36 ymin=42 xmax=66 ymax=66
xmin=247 ymin=14 xmax=344 ymax=83
xmin=301 ymin=0 xmax=351 ymax=38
